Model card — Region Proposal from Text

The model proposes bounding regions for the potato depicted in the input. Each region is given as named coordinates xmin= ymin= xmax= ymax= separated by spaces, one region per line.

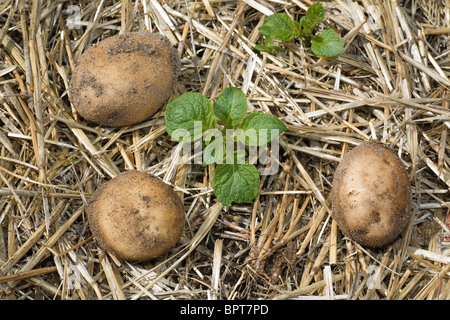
xmin=331 ymin=140 xmax=412 ymax=247
xmin=69 ymin=32 xmax=180 ymax=127
xmin=86 ymin=171 xmax=185 ymax=261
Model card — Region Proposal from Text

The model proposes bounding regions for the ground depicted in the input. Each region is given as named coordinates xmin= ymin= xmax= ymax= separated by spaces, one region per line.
xmin=0 ymin=0 xmax=449 ymax=300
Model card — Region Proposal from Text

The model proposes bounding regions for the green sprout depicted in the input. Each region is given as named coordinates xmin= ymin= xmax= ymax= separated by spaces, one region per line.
xmin=165 ymin=87 xmax=287 ymax=207
xmin=256 ymin=3 xmax=345 ymax=58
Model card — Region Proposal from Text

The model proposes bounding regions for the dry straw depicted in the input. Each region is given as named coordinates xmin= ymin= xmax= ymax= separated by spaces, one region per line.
xmin=0 ymin=0 xmax=449 ymax=300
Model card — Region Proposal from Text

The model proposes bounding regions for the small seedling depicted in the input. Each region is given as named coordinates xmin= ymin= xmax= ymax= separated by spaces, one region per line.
xmin=165 ymin=87 xmax=287 ymax=207
xmin=255 ymin=3 xmax=345 ymax=57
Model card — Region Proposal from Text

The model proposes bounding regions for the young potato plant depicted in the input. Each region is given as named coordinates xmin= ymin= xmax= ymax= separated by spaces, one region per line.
xmin=256 ymin=3 xmax=345 ymax=58
xmin=165 ymin=87 xmax=287 ymax=207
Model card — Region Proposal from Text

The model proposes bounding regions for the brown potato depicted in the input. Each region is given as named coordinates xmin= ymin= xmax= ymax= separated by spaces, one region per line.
xmin=69 ymin=32 xmax=180 ymax=127
xmin=331 ymin=140 xmax=412 ymax=247
xmin=87 ymin=171 xmax=185 ymax=261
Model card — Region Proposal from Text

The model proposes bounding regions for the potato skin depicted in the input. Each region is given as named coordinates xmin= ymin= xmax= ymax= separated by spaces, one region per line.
xmin=69 ymin=32 xmax=180 ymax=127
xmin=87 ymin=171 xmax=185 ymax=261
xmin=331 ymin=140 xmax=412 ymax=247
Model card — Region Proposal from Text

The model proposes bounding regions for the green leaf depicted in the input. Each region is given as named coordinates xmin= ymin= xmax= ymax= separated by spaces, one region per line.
xmin=212 ymin=163 xmax=260 ymax=206
xmin=260 ymin=44 xmax=281 ymax=54
xmin=306 ymin=3 xmax=325 ymax=26
xmin=238 ymin=112 xmax=287 ymax=146
xmin=298 ymin=16 xmax=313 ymax=39
xmin=203 ymin=129 xmax=224 ymax=165
xmin=165 ymin=92 xmax=216 ymax=141
xmin=264 ymin=37 xmax=281 ymax=52
xmin=254 ymin=44 xmax=270 ymax=52
xmin=311 ymin=28 xmax=345 ymax=57
xmin=255 ymin=37 xmax=281 ymax=54
xmin=213 ymin=87 xmax=248 ymax=127
xmin=293 ymin=20 xmax=302 ymax=38
xmin=258 ymin=13 xmax=298 ymax=42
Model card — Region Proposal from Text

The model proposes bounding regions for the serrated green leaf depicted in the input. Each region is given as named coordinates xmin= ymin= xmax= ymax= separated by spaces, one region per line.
xmin=306 ymin=3 xmax=325 ymax=26
xmin=165 ymin=92 xmax=216 ymax=142
xmin=311 ymin=28 xmax=345 ymax=57
xmin=213 ymin=87 xmax=248 ymax=127
xmin=238 ymin=112 xmax=287 ymax=146
xmin=212 ymin=163 xmax=260 ymax=206
xmin=258 ymin=13 xmax=297 ymax=42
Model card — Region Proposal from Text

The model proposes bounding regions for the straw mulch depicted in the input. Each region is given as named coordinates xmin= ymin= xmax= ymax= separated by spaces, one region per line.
xmin=0 ymin=0 xmax=449 ymax=300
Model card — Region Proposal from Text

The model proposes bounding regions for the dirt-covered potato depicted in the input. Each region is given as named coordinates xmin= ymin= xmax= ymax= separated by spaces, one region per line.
xmin=87 ymin=171 xmax=185 ymax=261
xmin=69 ymin=32 xmax=180 ymax=127
xmin=331 ymin=140 xmax=412 ymax=247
